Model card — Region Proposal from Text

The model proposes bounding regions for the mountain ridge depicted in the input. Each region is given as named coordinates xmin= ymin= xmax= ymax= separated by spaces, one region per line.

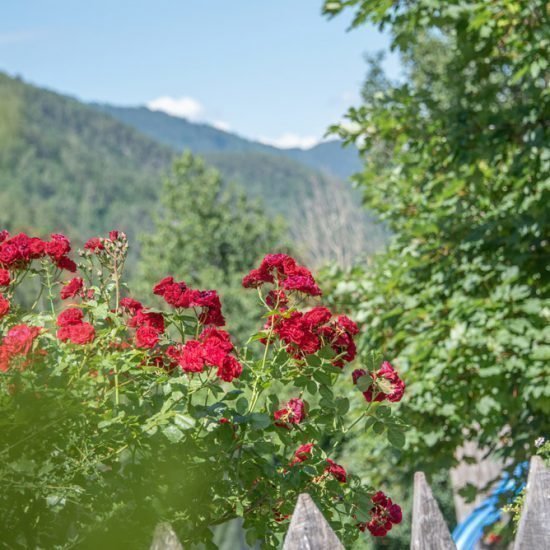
xmin=92 ymin=104 xmax=361 ymax=179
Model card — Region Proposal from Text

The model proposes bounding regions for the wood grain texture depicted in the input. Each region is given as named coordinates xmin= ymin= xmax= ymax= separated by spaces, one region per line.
xmin=150 ymin=523 xmax=183 ymax=550
xmin=282 ymin=493 xmax=344 ymax=550
xmin=513 ymin=456 xmax=550 ymax=550
xmin=411 ymin=472 xmax=456 ymax=550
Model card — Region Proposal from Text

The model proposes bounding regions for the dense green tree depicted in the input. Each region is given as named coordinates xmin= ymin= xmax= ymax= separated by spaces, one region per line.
xmin=323 ymin=0 xmax=549 ymax=479
xmin=137 ymin=152 xmax=288 ymax=338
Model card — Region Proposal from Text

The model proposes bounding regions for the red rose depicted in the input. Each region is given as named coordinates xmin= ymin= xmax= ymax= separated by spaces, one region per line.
xmin=200 ymin=327 xmax=234 ymax=368
xmin=0 ymin=242 xmax=19 ymax=265
xmin=290 ymin=442 xmax=314 ymax=465
xmin=0 ymin=295 xmax=10 ymax=318
xmin=45 ymin=234 xmax=71 ymax=260
xmin=358 ymin=491 xmax=402 ymax=537
xmin=325 ymin=458 xmax=347 ymax=483
xmin=0 ymin=269 xmax=11 ymax=287
xmin=167 ymin=340 xmax=205 ymax=373
xmin=129 ymin=309 xmax=165 ymax=333
xmin=28 ymin=237 xmax=46 ymax=259
xmin=274 ymin=398 xmax=306 ymax=428
xmin=135 ymin=326 xmax=160 ymax=349
xmin=242 ymin=254 xmax=321 ymax=296
xmin=119 ymin=297 xmax=143 ymax=313
xmin=216 ymin=354 xmax=242 ymax=382
xmin=356 ymin=361 xmax=405 ymax=403
xmin=192 ymin=290 xmax=225 ymax=326
xmin=55 ymin=256 xmax=77 ymax=272
xmin=84 ymin=237 xmax=104 ymax=252
xmin=0 ymin=346 xmax=10 ymax=372
xmin=153 ymin=276 xmax=176 ymax=297
xmin=57 ymin=322 xmax=95 ymax=345
xmin=60 ymin=277 xmax=84 ymax=300
xmin=3 ymin=324 xmax=41 ymax=355
xmin=57 ymin=308 xmax=84 ymax=327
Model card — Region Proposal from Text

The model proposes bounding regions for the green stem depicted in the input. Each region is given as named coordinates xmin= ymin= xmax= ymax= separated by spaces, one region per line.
xmin=44 ymin=263 xmax=56 ymax=317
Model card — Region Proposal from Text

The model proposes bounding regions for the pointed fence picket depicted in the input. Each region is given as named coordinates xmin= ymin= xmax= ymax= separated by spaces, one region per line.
xmin=149 ymin=456 xmax=549 ymax=549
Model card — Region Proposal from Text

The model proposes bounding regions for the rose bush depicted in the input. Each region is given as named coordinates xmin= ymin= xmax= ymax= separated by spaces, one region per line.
xmin=0 ymin=230 xmax=405 ymax=548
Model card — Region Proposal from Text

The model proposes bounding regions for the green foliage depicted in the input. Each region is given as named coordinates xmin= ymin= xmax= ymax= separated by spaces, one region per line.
xmin=137 ymin=152 xmax=288 ymax=339
xmin=322 ymin=0 xmax=550 ymax=479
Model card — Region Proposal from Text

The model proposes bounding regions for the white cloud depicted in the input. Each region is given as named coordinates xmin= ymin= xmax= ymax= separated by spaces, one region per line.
xmin=146 ymin=96 xmax=320 ymax=149
xmin=258 ymin=133 xmax=320 ymax=150
xmin=147 ymin=96 xmax=204 ymax=121
xmin=212 ymin=120 xmax=231 ymax=132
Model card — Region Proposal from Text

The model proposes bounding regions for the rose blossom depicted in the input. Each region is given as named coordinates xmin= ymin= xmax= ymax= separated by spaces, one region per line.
xmin=60 ymin=277 xmax=84 ymax=300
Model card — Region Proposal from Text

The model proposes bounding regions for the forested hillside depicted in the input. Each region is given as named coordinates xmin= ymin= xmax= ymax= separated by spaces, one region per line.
xmin=0 ymin=73 xmax=172 ymax=247
xmin=0 ymin=72 xmax=384 ymax=269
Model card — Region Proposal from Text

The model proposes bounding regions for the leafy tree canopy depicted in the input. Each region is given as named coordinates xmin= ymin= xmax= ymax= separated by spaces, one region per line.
xmin=137 ymin=152 xmax=288 ymax=339
xmin=322 ymin=0 xmax=549 ymax=474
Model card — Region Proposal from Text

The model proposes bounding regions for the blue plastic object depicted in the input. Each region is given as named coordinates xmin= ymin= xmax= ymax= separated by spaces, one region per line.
xmin=452 ymin=463 xmax=527 ymax=550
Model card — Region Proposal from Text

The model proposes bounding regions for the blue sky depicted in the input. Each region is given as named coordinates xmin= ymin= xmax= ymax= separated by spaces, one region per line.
xmin=1 ymin=0 xmax=399 ymax=148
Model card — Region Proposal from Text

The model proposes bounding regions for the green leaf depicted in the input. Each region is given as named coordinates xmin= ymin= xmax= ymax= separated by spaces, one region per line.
xmin=249 ymin=413 xmax=271 ymax=429
xmin=356 ymin=375 xmax=372 ymax=392
xmin=387 ymin=428 xmax=405 ymax=448
xmin=223 ymin=390 xmax=243 ymax=401
xmin=173 ymin=413 xmax=196 ymax=431
xmin=336 ymin=397 xmax=350 ymax=415
xmin=162 ymin=424 xmax=184 ymax=443
xmin=375 ymin=405 xmax=391 ymax=418
xmin=306 ymin=380 xmax=318 ymax=394
xmin=372 ymin=421 xmax=385 ymax=434
xmin=236 ymin=397 xmax=249 ymax=415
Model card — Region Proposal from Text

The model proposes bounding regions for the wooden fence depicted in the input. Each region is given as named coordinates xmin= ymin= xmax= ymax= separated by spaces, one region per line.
xmin=150 ymin=456 xmax=549 ymax=549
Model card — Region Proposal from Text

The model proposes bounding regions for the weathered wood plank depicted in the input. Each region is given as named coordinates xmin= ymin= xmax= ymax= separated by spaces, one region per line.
xmin=282 ymin=493 xmax=344 ymax=550
xmin=411 ymin=472 xmax=456 ymax=550
xmin=513 ymin=456 xmax=550 ymax=550
xmin=150 ymin=522 xmax=183 ymax=550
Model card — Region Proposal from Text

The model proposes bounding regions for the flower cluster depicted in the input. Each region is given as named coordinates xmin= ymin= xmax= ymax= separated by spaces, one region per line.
xmin=127 ymin=304 xmax=166 ymax=349
xmin=242 ymin=253 xmax=321 ymax=296
xmin=352 ymin=361 xmax=405 ymax=403
xmin=0 ymin=324 xmax=42 ymax=372
xmin=0 ymin=233 xmax=404 ymax=545
xmin=56 ymin=308 xmax=95 ymax=345
xmin=154 ymin=276 xmax=225 ymax=326
xmin=0 ymin=231 xmax=76 ymax=272
xmin=288 ymin=442 xmax=347 ymax=483
xmin=83 ymin=231 xmax=125 ymax=256
xmin=272 ymin=307 xmax=358 ymax=366
xmin=358 ymin=491 xmax=402 ymax=537
xmin=167 ymin=327 xmax=242 ymax=382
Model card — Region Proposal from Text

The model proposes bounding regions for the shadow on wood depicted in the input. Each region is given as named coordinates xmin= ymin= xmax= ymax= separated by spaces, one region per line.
xmin=513 ymin=456 xmax=550 ymax=549
xmin=282 ymin=493 xmax=344 ymax=550
xmin=150 ymin=522 xmax=183 ymax=550
xmin=411 ymin=472 xmax=456 ymax=550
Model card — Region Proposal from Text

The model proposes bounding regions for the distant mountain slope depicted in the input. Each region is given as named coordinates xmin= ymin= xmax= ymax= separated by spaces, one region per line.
xmin=0 ymin=73 xmax=342 ymax=250
xmin=0 ymin=73 xmax=173 ymax=251
xmin=93 ymin=104 xmax=362 ymax=179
